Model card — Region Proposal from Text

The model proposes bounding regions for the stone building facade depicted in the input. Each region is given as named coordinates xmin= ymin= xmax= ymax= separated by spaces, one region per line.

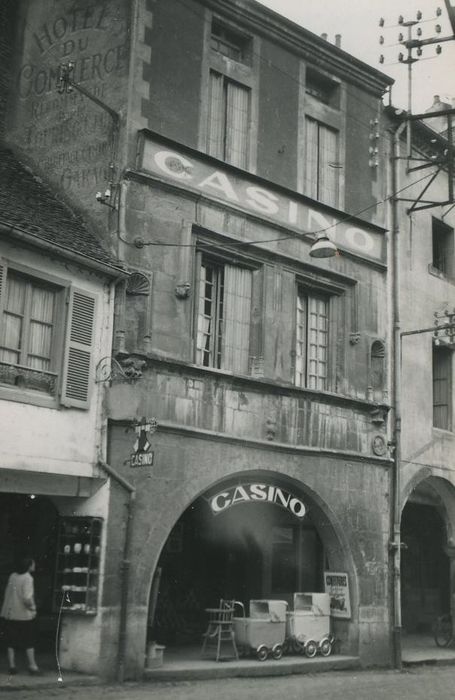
xmin=2 ymin=0 xmax=399 ymax=679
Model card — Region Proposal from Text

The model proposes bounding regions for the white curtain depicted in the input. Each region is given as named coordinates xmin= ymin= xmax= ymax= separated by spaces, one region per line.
xmin=222 ymin=265 xmax=252 ymax=373
xmin=225 ymin=81 xmax=250 ymax=168
xmin=207 ymin=71 xmax=225 ymax=160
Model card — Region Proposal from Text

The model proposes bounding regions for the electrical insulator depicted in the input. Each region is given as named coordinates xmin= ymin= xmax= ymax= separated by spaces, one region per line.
xmin=398 ymin=52 xmax=404 ymax=62
xmin=435 ymin=24 xmax=442 ymax=33
xmin=416 ymin=10 xmax=422 ymax=20
xmin=379 ymin=35 xmax=384 ymax=44
xmin=436 ymin=7 xmax=442 ymax=16
xmin=379 ymin=54 xmax=384 ymax=63
xmin=379 ymin=17 xmax=385 ymax=27
xmin=417 ymin=47 xmax=423 ymax=56
xmin=417 ymin=27 xmax=422 ymax=36
xmin=369 ymin=159 xmax=379 ymax=168
xmin=436 ymin=44 xmax=442 ymax=54
xmin=398 ymin=15 xmax=404 ymax=24
xmin=398 ymin=32 xmax=404 ymax=42
xmin=370 ymin=119 xmax=379 ymax=127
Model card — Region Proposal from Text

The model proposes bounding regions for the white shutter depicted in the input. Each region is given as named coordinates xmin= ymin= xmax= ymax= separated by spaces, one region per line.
xmin=0 ymin=258 xmax=6 ymax=313
xmin=318 ymin=124 xmax=338 ymax=207
xmin=61 ymin=287 xmax=97 ymax=409
xmin=225 ymin=80 xmax=250 ymax=168
xmin=222 ymin=265 xmax=252 ymax=373
xmin=207 ymin=71 xmax=225 ymax=160
xmin=304 ymin=117 xmax=319 ymax=200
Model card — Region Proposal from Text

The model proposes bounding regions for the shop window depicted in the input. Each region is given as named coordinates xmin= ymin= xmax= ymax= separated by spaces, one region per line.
xmin=432 ymin=218 xmax=454 ymax=277
xmin=0 ymin=259 xmax=96 ymax=408
xmin=207 ymin=71 xmax=250 ymax=169
xmin=304 ymin=117 xmax=339 ymax=208
xmin=196 ymin=257 xmax=252 ymax=374
xmin=295 ymin=289 xmax=329 ymax=391
xmin=433 ymin=346 xmax=452 ymax=430
xmin=305 ymin=69 xmax=340 ymax=109
xmin=53 ymin=517 xmax=102 ymax=615
xmin=211 ymin=21 xmax=251 ymax=64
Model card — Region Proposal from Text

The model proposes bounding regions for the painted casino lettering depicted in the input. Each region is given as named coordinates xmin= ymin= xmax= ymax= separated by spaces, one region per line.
xmin=141 ymin=141 xmax=385 ymax=262
xmin=209 ymin=483 xmax=307 ymax=519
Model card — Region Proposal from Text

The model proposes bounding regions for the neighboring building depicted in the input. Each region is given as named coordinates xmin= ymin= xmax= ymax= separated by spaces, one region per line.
xmin=0 ymin=0 xmax=125 ymax=676
xmin=384 ymin=106 xmax=455 ymax=645
xmin=3 ymin=0 xmax=397 ymax=680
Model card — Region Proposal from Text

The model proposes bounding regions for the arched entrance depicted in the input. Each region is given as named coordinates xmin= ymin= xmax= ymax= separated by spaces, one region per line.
xmin=401 ymin=477 xmax=453 ymax=634
xmin=0 ymin=494 xmax=59 ymax=651
xmin=147 ymin=474 xmax=351 ymax=649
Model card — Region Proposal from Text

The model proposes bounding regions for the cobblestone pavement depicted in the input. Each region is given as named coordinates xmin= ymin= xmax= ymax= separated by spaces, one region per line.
xmin=6 ymin=667 xmax=455 ymax=700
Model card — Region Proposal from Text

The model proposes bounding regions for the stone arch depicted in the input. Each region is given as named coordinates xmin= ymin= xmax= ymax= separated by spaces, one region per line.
xmin=144 ymin=468 xmax=359 ymax=652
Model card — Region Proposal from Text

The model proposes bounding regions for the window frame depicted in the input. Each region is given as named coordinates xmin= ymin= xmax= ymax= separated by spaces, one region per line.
xmin=193 ymin=246 xmax=262 ymax=376
xmin=207 ymin=70 xmax=251 ymax=169
xmin=433 ymin=344 xmax=453 ymax=431
xmin=431 ymin=217 xmax=454 ymax=278
xmin=0 ymin=258 xmax=97 ymax=410
xmin=0 ymin=261 xmax=67 ymax=408
xmin=199 ymin=11 xmax=259 ymax=173
xmin=304 ymin=116 xmax=340 ymax=208
xmin=293 ymin=276 xmax=344 ymax=393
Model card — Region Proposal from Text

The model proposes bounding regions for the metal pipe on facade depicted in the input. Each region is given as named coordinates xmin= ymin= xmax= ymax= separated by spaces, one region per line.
xmin=97 ymin=460 xmax=136 ymax=683
xmin=390 ymin=119 xmax=407 ymax=669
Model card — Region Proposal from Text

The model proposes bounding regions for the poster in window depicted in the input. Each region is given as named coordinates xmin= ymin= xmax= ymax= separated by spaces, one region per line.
xmin=324 ymin=571 xmax=351 ymax=619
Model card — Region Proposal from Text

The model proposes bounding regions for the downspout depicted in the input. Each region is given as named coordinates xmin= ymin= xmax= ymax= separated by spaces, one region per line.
xmin=97 ymin=460 xmax=135 ymax=683
xmin=390 ymin=119 xmax=407 ymax=669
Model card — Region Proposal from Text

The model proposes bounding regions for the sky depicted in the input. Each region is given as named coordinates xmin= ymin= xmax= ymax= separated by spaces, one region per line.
xmin=256 ymin=0 xmax=455 ymax=112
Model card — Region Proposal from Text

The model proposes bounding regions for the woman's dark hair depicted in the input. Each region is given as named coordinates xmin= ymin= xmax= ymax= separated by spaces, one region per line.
xmin=16 ymin=558 xmax=34 ymax=574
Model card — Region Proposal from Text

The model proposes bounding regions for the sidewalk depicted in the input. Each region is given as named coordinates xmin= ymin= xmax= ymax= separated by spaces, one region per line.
xmin=0 ymin=653 xmax=99 ymax=693
xmin=1 ymin=634 xmax=454 ymax=691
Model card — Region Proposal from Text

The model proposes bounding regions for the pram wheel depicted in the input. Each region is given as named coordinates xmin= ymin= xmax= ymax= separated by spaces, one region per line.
xmin=256 ymin=645 xmax=269 ymax=661
xmin=272 ymin=643 xmax=283 ymax=660
xmin=319 ymin=638 xmax=332 ymax=657
xmin=304 ymin=640 xmax=317 ymax=658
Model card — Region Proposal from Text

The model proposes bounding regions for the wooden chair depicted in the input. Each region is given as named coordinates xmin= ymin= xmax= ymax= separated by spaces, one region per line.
xmin=201 ymin=599 xmax=239 ymax=661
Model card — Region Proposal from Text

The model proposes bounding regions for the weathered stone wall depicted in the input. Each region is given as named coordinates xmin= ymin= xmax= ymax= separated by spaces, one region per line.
xmin=6 ymin=0 xmax=130 ymax=238
xmin=101 ymin=425 xmax=392 ymax=678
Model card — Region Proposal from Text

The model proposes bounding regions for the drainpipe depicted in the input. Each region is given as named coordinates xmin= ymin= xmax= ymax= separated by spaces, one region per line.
xmin=390 ymin=119 xmax=407 ymax=669
xmin=97 ymin=460 xmax=135 ymax=683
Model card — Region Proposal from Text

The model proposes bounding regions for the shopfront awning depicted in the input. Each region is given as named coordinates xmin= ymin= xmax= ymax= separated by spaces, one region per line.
xmin=0 ymin=468 xmax=106 ymax=497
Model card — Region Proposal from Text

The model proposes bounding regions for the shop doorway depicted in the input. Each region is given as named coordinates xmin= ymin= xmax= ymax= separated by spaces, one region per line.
xmin=149 ymin=481 xmax=325 ymax=647
xmin=401 ymin=496 xmax=450 ymax=634
xmin=0 ymin=493 xmax=59 ymax=651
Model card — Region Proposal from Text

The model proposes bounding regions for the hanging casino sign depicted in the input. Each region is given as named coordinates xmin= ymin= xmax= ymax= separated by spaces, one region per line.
xmin=139 ymin=134 xmax=386 ymax=263
xmin=208 ymin=483 xmax=307 ymax=520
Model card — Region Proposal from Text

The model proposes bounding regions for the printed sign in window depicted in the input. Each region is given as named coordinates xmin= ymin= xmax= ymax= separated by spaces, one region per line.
xmin=324 ymin=571 xmax=351 ymax=619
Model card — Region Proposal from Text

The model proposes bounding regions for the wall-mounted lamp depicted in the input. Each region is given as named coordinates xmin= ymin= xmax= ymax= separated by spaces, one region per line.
xmin=309 ymin=233 xmax=338 ymax=258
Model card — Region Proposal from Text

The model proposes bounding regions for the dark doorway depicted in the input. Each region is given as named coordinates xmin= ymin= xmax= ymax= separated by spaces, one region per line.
xmin=401 ymin=501 xmax=450 ymax=633
xmin=150 ymin=491 xmax=324 ymax=646
xmin=0 ymin=494 xmax=59 ymax=650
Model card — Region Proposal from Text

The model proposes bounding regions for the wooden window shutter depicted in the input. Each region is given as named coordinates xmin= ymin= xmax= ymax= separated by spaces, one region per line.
xmin=61 ymin=287 xmax=97 ymax=409
xmin=0 ymin=259 xmax=7 ymax=316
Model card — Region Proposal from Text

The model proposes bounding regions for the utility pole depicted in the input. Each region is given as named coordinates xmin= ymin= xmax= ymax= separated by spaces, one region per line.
xmin=379 ymin=2 xmax=455 ymax=671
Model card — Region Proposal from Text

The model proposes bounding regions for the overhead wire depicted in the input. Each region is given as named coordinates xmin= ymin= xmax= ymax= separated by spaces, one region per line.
xmin=131 ymin=168 xmax=439 ymax=249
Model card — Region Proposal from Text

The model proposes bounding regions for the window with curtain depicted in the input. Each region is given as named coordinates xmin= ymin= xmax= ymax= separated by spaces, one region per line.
xmin=0 ymin=262 xmax=97 ymax=407
xmin=433 ymin=346 xmax=452 ymax=430
xmin=304 ymin=117 xmax=339 ymax=208
xmin=295 ymin=290 xmax=329 ymax=390
xmin=207 ymin=70 xmax=250 ymax=169
xmin=196 ymin=258 xmax=252 ymax=374
xmin=0 ymin=272 xmax=57 ymax=391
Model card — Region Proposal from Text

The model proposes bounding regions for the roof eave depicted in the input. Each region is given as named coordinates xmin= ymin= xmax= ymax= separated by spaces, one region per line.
xmin=0 ymin=222 xmax=128 ymax=279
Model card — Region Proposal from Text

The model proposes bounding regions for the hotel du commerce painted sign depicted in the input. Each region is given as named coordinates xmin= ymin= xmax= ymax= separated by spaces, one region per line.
xmin=208 ymin=483 xmax=307 ymax=520
xmin=139 ymin=134 xmax=385 ymax=263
